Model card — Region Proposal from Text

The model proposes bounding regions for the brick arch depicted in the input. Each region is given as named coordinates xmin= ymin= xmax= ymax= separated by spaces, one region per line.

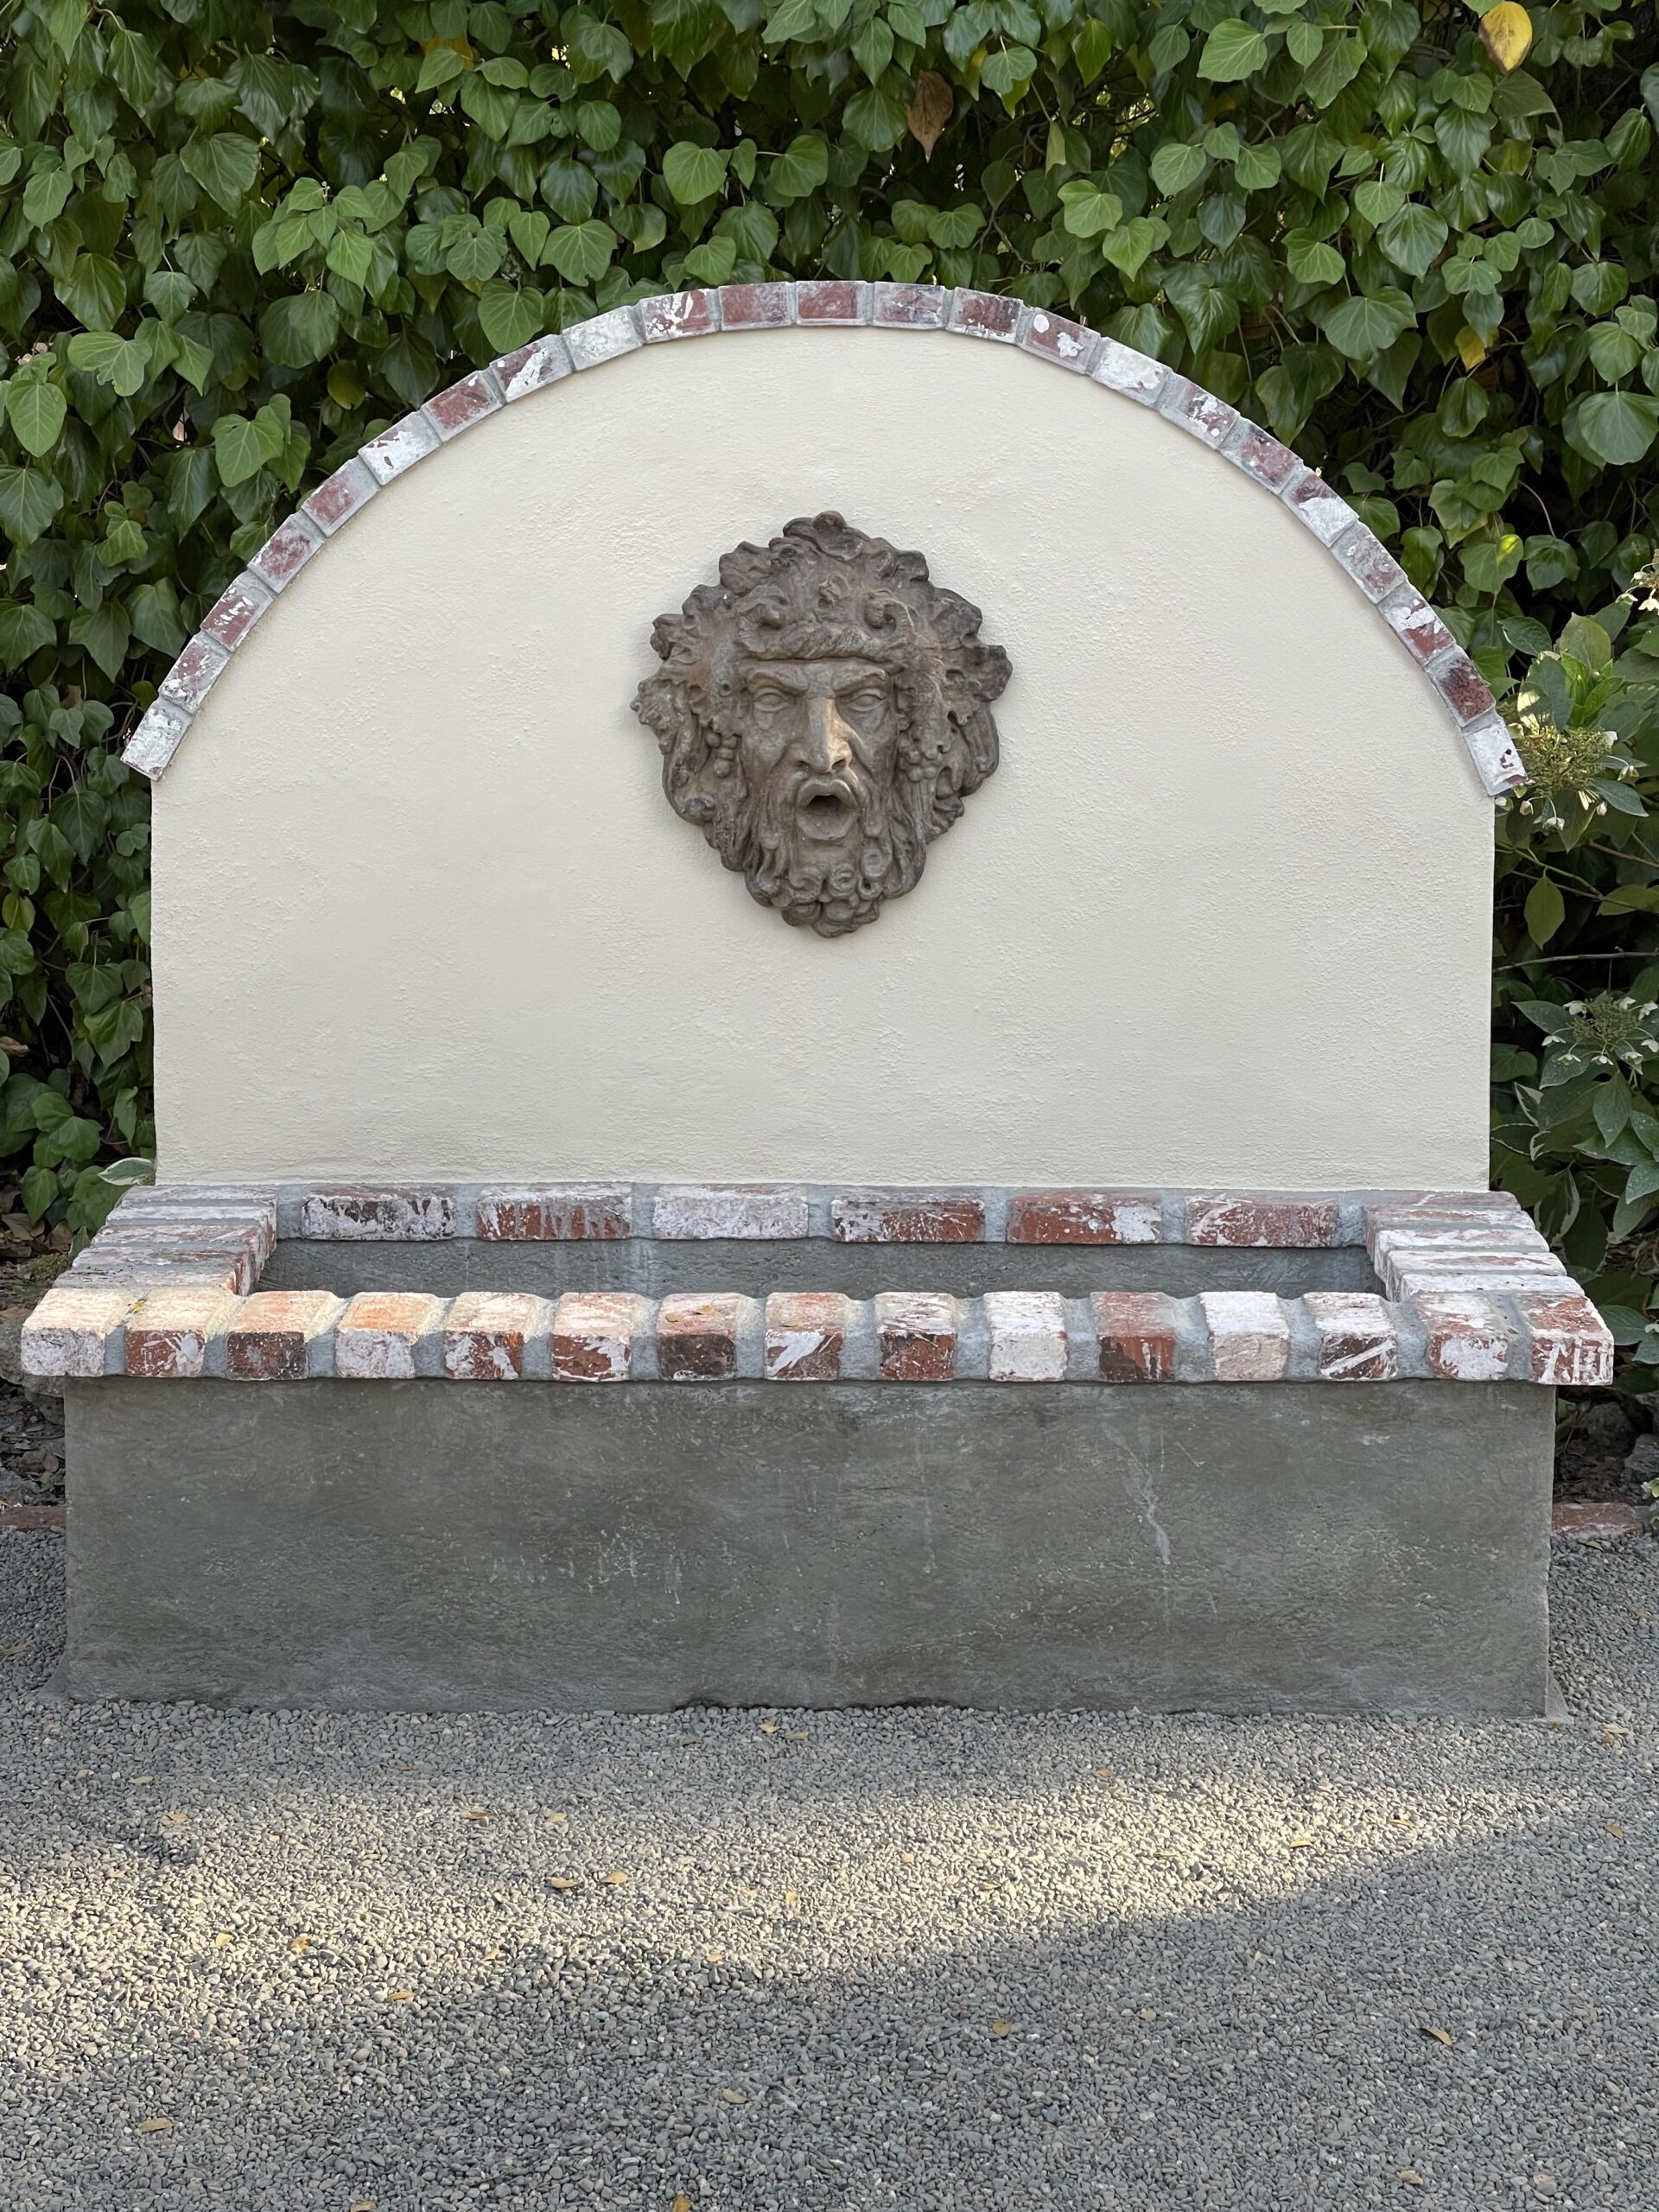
xmin=124 ymin=283 xmax=1524 ymax=796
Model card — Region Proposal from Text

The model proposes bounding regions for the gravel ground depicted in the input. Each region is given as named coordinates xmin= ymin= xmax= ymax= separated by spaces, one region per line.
xmin=1 ymin=1536 xmax=1655 ymax=2212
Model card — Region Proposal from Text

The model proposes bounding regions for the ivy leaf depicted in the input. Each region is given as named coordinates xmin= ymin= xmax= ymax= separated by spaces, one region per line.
xmin=477 ymin=283 xmax=543 ymax=353
xmin=1524 ymin=876 xmax=1566 ymax=946
xmin=0 ymin=603 xmax=57 ymax=669
xmin=978 ymin=47 xmax=1037 ymax=112
xmin=5 ymin=380 xmax=67 ymax=460
xmin=1149 ymin=142 xmax=1206 ymax=196
xmin=906 ymin=72 xmax=953 ymax=158
xmin=67 ymin=601 xmax=131 ymax=682
xmin=1321 ymin=289 xmax=1414 ymax=360
xmin=1058 ymin=182 xmax=1122 ymax=238
xmin=259 ymin=290 xmax=342 ymax=367
xmin=59 ymin=253 xmax=127 ymax=331
xmin=766 ymin=133 xmax=829 ymax=201
xmin=1304 ymin=32 xmax=1364 ymax=105
xmin=851 ymin=16 xmax=893 ymax=81
xmin=544 ymin=220 xmax=617 ymax=285
xmin=212 ymin=414 xmax=270 ymax=487
xmin=682 ymin=234 xmax=738 ymax=286
xmin=1287 ymin=232 xmax=1345 ymax=287
xmin=0 ymin=464 xmax=63 ymax=546
xmin=1376 ymin=203 xmax=1448 ymax=276
xmin=181 ymin=131 xmax=261 ymax=212
xmin=1233 ymin=141 xmax=1281 ymax=189
xmin=844 ymin=81 xmax=910 ymax=147
xmin=1098 ymin=217 xmax=1166 ymax=278
xmin=1479 ymin=3 xmax=1534 ymax=74
xmin=1197 ymin=19 xmax=1268 ymax=81
xmin=1565 ymin=391 xmax=1659 ymax=467
xmin=662 ymin=142 xmax=728 ymax=203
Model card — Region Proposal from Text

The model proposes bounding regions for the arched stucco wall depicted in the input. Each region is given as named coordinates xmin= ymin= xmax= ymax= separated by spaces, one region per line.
xmin=149 ymin=292 xmax=1502 ymax=1188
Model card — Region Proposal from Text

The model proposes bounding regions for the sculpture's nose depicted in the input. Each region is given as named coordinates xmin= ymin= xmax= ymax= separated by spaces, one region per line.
xmin=804 ymin=693 xmax=854 ymax=773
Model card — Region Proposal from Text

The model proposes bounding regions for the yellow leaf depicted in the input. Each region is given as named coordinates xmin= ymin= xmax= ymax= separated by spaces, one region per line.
xmin=543 ymin=1811 xmax=567 ymax=1824
xmin=1455 ymin=326 xmax=1489 ymax=372
xmin=1422 ymin=2024 xmax=1453 ymax=2047
xmin=1391 ymin=1815 xmax=1414 ymax=1827
xmin=1478 ymin=2 xmax=1533 ymax=73
xmin=785 ymin=1730 xmax=809 ymax=1741
xmin=385 ymin=1990 xmax=415 ymax=2002
xmin=906 ymin=70 xmax=953 ymax=159
xmin=673 ymin=2199 xmax=693 ymax=2211
xmin=548 ymin=1877 xmax=581 ymax=1891
xmin=213 ymin=1933 xmax=233 ymax=1948
xmin=352 ymin=2201 xmax=376 ymax=2210
xmin=784 ymin=1890 xmax=798 ymax=1904
xmin=991 ymin=2018 xmax=1013 ymax=2037
xmin=1398 ymin=2171 xmax=1425 ymax=2187
xmin=137 ymin=2117 xmax=173 ymax=2133
xmin=601 ymin=1871 xmax=629 ymax=1886
xmin=1607 ymin=1823 xmax=1625 ymax=1838
xmin=1140 ymin=2007 xmax=1158 ymax=2021
xmin=757 ymin=1722 xmax=779 ymax=1735
xmin=464 ymin=1808 xmax=490 ymax=1821
xmin=289 ymin=1936 xmax=312 ymax=1954
xmin=133 ymin=1776 xmax=152 ymax=1785
xmin=1090 ymin=1766 xmax=1115 ymax=1777
xmin=703 ymin=1950 xmax=725 ymax=1964
xmin=162 ymin=1812 xmax=187 ymax=1826
xmin=720 ymin=2088 xmax=747 ymax=2104
xmin=899 ymin=1850 xmax=915 ymax=1864
xmin=1287 ymin=1834 xmax=1314 ymax=1849
xmin=483 ymin=1946 xmax=501 ymax=1960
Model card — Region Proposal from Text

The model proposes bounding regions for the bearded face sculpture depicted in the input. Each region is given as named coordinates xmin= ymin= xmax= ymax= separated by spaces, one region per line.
xmin=632 ymin=512 xmax=1011 ymax=937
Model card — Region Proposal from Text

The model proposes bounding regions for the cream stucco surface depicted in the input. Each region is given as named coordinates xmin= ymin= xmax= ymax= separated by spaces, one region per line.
xmin=153 ymin=328 xmax=1496 ymax=1188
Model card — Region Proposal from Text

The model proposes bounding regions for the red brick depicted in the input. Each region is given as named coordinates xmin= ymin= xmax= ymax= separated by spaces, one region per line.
xmin=1303 ymin=1291 xmax=1398 ymax=1382
xmin=653 ymin=1185 xmax=807 ymax=1239
xmin=302 ymin=457 xmax=378 ymax=536
xmin=833 ymin=1192 xmax=984 ymax=1243
xmin=1200 ymin=1291 xmax=1288 ymax=1381
xmin=476 ymin=1185 xmax=631 ymax=1241
xmin=336 ymin=1292 xmax=446 ymax=1380
xmin=765 ymin=1292 xmax=852 ymax=1381
xmin=1512 ymin=1289 xmax=1614 ymax=1387
xmin=360 ymin=410 xmax=441 ymax=480
xmin=658 ymin=1294 xmax=748 ymax=1382
xmin=199 ymin=573 xmax=272 ymax=652
xmin=551 ymin=1293 xmax=651 ymax=1382
xmin=1335 ymin=527 xmax=1408 ymax=602
xmin=640 ymin=290 xmax=720 ymax=342
xmin=1008 ymin=1191 xmax=1161 ymax=1244
xmin=124 ymin=1287 xmax=241 ymax=1378
xmin=1284 ymin=472 xmax=1356 ymax=546
xmin=298 ymin=1188 xmax=455 ymax=1240
xmin=719 ymin=283 xmax=791 ymax=328
xmin=159 ymin=632 xmax=231 ymax=712
xmin=424 ymin=371 xmax=502 ymax=439
xmin=872 ymin=283 xmax=946 ymax=327
xmin=21 ymin=1285 xmax=136 ymax=1378
xmin=1553 ymin=1500 xmax=1643 ymax=1541
xmin=795 ymin=279 xmax=867 ymax=324
xmin=1431 ymin=652 xmax=1497 ymax=726
xmin=1382 ymin=591 xmax=1455 ymax=666
xmin=1020 ymin=308 xmax=1096 ymax=372
xmin=947 ymin=289 xmax=1020 ymax=342
xmin=249 ymin=512 xmax=323 ymax=593
xmin=1185 ymin=1195 xmax=1340 ymax=1248
xmin=1091 ymin=337 xmax=1165 ymax=404
xmin=226 ymin=1291 xmax=342 ymax=1381
xmin=1091 ymin=1292 xmax=1179 ymax=1382
xmin=874 ymin=1292 xmax=957 ymax=1382
xmin=443 ymin=1291 xmax=548 ymax=1381
xmin=1163 ymin=378 xmax=1236 ymax=442
xmin=1225 ymin=420 xmax=1300 ymax=489
xmin=492 ymin=334 xmax=572 ymax=397
xmin=1414 ymin=1292 xmax=1510 ymax=1382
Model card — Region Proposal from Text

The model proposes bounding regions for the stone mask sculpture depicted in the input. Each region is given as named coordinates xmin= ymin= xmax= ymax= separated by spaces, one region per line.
xmin=632 ymin=512 xmax=1011 ymax=937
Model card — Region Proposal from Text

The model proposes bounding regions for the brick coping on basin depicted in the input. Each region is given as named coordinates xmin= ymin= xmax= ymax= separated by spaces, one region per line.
xmin=120 ymin=283 xmax=1524 ymax=800
xmin=23 ymin=1184 xmax=1611 ymax=1389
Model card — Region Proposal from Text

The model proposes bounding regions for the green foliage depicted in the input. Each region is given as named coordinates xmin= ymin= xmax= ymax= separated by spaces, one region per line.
xmin=0 ymin=0 xmax=1656 ymax=1267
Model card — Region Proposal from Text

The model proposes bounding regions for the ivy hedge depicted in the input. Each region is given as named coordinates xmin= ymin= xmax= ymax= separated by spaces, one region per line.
xmin=1 ymin=0 xmax=1658 ymax=1370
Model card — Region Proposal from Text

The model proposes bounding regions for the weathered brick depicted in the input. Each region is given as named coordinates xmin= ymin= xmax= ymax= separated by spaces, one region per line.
xmin=1380 ymin=588 xmax=1455 ymax=666
xmin=1091 ymin=336 xmax=1165 ymax=405
xmin=423 ymin=370 xmax=503 ymax=440
xmin=1091 ymin=1292 xmax=1179 ymax=1382
xmin=1303 ymin=1291 xmax=1398 ymax=1382
xmin=199 ymin=572 xmax=272 ymax=652
xmin=74 ymin=1239 xmax=260 ymax=1295
xmin=1283 ymin=472 xmax=1357 ymax=547
xmin=1383 ymin=1247 xmax=1566 ymax=1298
xmin=653 ymin=1185 xmax=808 ymax=1240
xmin=1414 ymin=1291 xmax=1511 ymax=1381
xmin=476 ymin=1185 xmax=631 ymax=1241
xmin=564 ymin=307 xmax=643 ymax=369
xmin=249 ymin=512 xmax=323 ymax=593
xmin=1223 ymin=419 xmax=1300 ymax=490
xmin=1554 ymin=1500 xmax=1642 ymax=1540
xmin=1459 ymin=712 xmax=1528 ymax=796
xmin=1185 ymin=1194 xmax=1340 ymax=1248
xmin=159 ymin=632 xmax=231 ymax=712
xmin=1160 ymin=377 xmax=1237 ymax=444
xmin=125 ymin=1287 xmax=240 ymax=1378
xmin=226 ymin=1290 xmax=342 ymax=1381
xmin=1020 ymin=308 xmax=1096 ymax=373
xmin=298 ymin=1187 xmax=456 ymax=1241
xmin=658 ymin=1294 xmax=750 ymax=1382
xmin=21 ymin=1285 xmax=135 ymax=1377
xmin=336 ymin=1292 xmax=447 ymax=1380
xmin=360 ymin=410 xmax=441 ymax=483
xmin=1333 ymin=525 xmax=1408 ymax=603
xmin=719 ymin=282 xmax=791 ymax=328
xmin=766 ymin=1292 xmax=852 ymax=1381
xmin=443 ymin=1291 xmax=548 ymax=1381
xmin=1364 ymin=1190 xmax=1522 ymax=1232
xmin=872 ymin=283 xmax=946 ymax=328
xmin=1200 ymin=1291 xmax=1289 ymax=1381
xmin=795 ymin=279 xmax=868 ymax=324
xmin=1512 ymin=1289 xmax=1614 ymax=1387
xmin=1371 ymin=1224 xmax=1550 ymax=1274
xmin=874 ymin=1291 xmax=957 ymax=1382
xmin=639 ymin=291 xmax=720 ymax=343
xmin=833 ymin=1192 xmax=984 ymax=1243
xmin=301 ymin=456 xmax=378 ymax=537
xmin=985 ymin=1291 xmax=1068 ymax=1382
xmin=1429 ymin=649 xmax=1497 ymax=727
xmin=493 ymin=332 xmax=573 ymax=396
xmin=123 ymin=699 xmax=192 ymax=781
xmin=945 ymin=289 xmax=1020 ymax=342
xmin=551 ymin=1293 xmax=651 ymax=1382
xmin=1007 ymin=1191 xmax=1162 ymax=1245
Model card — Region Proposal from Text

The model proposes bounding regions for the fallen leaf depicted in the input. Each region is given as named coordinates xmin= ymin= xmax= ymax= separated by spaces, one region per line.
xmin=543 ymin=1812 xmax=567 ymax=1825
xmin=906 ymin=68 xmax=952 ymax=159
xmin=757 ymin=1722 xmax=779 ymax=1735
xmin=672 ymin=2198 xmax=693 ymax=2212
xmin=1287 ymin=1834 xmax=1314 ymax=1849
xmin=396 ymin=1762 xmax=417 ymax=1771
xmin=785 ymin=1730 xmax=809 ymax=1741
xmin=1421 ymin=2024 xmax=1453 ymax=2047
xmin=1391 ymin=1815 xmax=1414 ymax=1827
xmin=289 ymin=1936 xmax=312 ymax=1954
xmin=703 ymin=1950 xmax=725 ymax=1964
xmin=385 ymin=1990 xmax=415 ymax=2002
xmin=133 ymin=1776 xmax=152 ymax=1786
xmin=1090 ymin=1766 xmax=1115 ymax=1777
xmin=1606 ymin=1823 xmax=1625 ymax=1839
xmin=3 ymin=1643 xmax=25 ymax=1657
xmin=1478 ymin=1 xmax=1533 ymax=73
xmin=1140 ymin=2007 xmax=1158 ymax=2021
xmin=784 ymin=1890 xmax=798 ymax=1904
xmin=352 ymin=2201 xmax=376 ymax=2210
xmin=136 ymin=2117 xmax=173 ymax=2133
xmin=1601 ymin=1726 xmax=1630 ymax=1741
xmin=548 ymin=1877 xmax=581 ymax=1892
xmin=720 ymin=2088 xmax=747 ymax=2104
xmin=482 ymin=1946 xmax=502 ymax=1960
xmin=899 ymin=1851 xmax=915 ymax=1864
xmin=162 ymin=1812 xmax=187 ymax=1826
xmin=601 ymin=1871 xmax=629 ymax=1886
xmin=1398 ymin=2171 xmax=1425 ymax=2187
xmin=992 ymin=2018 xmax=1013 ymax=2037
xmin=463 ymin=1808 xmax=490 ymax=1821
xmin=212 ymin=1933 xmax=233 ymax=1948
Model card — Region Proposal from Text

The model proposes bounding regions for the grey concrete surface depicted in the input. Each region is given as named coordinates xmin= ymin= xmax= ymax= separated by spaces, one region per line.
xmin=258 ymin=1236 xmax=1378 ymax=1299
xmin=1 ymin=1531 xmax=1655 ymax=2211
xmin=65 ymin=1379 xmax=1552 ymax=1715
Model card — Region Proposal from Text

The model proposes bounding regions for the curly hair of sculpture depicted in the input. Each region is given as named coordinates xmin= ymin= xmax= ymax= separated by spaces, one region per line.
xmin=632 ymin=512 xmax=1012 ymax=937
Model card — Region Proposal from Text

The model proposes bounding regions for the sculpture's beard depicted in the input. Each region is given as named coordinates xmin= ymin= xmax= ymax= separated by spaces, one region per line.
xmin=735 ymin=752 xmax=923 ymax=938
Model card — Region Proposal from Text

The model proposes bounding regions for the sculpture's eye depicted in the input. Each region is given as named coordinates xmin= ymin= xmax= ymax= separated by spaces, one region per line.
xmin=842 ymin=689 xmax=887 ymax=721
xmin=749 ymin=684 xmax=791 ymax=714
